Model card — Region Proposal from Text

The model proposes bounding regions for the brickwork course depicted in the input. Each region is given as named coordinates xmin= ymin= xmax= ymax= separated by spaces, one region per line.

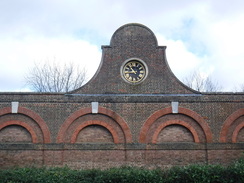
xmin=0 ymin=23 xmax=244 ymax=169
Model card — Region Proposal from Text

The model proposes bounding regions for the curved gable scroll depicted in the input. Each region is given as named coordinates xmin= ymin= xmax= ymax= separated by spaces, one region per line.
xmin=71 ymin=23 xmax=196 ymax=95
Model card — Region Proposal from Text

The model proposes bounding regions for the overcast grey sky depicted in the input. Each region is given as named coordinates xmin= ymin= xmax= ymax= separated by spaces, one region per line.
xmin=0 ymin=0 xmax=244 ymax=92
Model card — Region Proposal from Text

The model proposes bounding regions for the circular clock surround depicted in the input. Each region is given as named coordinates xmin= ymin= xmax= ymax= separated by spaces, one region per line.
xmin=121 ymin=58 xmax=148 ymax=84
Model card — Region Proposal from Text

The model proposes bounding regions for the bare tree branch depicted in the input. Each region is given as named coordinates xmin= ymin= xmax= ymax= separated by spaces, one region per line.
xmin=204 ymin=76 xmax=223 ymax=92
xmin=240 ymin=84 xmax=244 ymax=92
xmin=25 ymin=60 xmax=87 ymax=92
xmin=234 ymin=83 xmax=244 ymax=92
xmin=183 ymin=70 xmax=223 ymax=92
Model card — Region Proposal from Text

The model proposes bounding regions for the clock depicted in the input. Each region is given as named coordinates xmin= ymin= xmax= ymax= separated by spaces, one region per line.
xmin=121 ymin=59 xmax=147 ymax=84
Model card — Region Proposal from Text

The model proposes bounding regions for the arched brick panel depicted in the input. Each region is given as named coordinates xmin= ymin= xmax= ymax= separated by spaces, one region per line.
xmin=220 ymin=108 xmax=244 ymax=143
xmin=0 ymin=107 xmax=51 ymax=143
xmin=232 ymin=122 xmax=244 ymax=143
xmin=0 ymin=120 xmax=38 ymax=143
xmin=152 ymin=120 xmax=200 ymax=143
xmin=70 ymin=120 xmax=120 ymax=143
xmin=139 ymin=107 xmax=212 ymax=143
xmin=57 ymin=106 xmax=132 ymax=143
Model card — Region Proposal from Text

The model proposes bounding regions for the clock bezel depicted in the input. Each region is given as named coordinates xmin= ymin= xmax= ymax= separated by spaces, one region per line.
xmin=120 ymin=58 xmax=148 ymax=84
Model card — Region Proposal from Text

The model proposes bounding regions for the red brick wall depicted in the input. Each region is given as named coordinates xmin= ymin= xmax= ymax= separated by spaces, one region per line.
xmin=0 ymin=125 xmax=32 ymax=143
xmin=0 ymin=23 xmax=243 ymax=169
xmin=76 ymin=125 xmax=114 ymax=143
xmin=0 ymin=103 xmax=243 ymax=169
xmin=157 ymin=125 xmax=194 ymax=142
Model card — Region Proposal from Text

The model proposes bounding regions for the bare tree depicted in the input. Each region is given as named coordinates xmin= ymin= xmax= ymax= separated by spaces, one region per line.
xmin=183 ymin=71 xmax=222 ymax=92
xmin=183 ymin=71 xmax=204 ymax=91
xmin=240 ymin=84 xmax=244 ymax=92
xmin=234 ymin=83 xmax=244 ymax=92
xmin=25 ymin=61 xmax=87 ymax=92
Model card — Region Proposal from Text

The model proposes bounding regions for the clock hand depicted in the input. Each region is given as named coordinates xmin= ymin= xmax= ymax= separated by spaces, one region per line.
xmin=129 ymin=66 xmax=137 ymax=74
xmin=124 ymin=71 xmax=136 ymax=74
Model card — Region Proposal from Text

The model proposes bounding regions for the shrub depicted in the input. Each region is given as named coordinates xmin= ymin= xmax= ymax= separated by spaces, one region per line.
xmin=0 ymin=160 xmax=244 ymax=183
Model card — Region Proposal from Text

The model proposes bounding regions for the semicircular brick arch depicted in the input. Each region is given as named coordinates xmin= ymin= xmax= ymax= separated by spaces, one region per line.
xmin=0 ymin=107 xmax=51 ymax=143
xmin=232 ymin=122 xmax=244 ymax=143
xmin=152 ymin=120 xmax=200 ymax=143
xmin=139 ymin=107 xmax=213 ymax=143
xmin=0 ymin=120 xmax=38 ymax=143
xmin=70 ymin=120 xmax=120 ymax=143
xmin=57 ymin=106 xmax=132 ymax=143
xmin=220 ymin=108 xmax=244 ymax=143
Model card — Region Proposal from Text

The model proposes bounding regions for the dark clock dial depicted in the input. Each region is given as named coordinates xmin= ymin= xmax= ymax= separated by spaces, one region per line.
xmin=122 ymin=60 xmax=146 ymax=83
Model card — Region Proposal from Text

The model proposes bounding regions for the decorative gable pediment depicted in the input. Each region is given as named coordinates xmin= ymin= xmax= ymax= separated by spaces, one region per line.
xmin=72 ymin=23 xmax=197 ymax=94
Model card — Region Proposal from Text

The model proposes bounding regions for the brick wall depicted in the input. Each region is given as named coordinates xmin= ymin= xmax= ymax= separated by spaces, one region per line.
xmin=0 ymin=97 xmax=243 ymax=169
xmin=0 ymin=23 xmax=244 ymax=169
xmin=0 ymin=125 xmax=32 ymax=143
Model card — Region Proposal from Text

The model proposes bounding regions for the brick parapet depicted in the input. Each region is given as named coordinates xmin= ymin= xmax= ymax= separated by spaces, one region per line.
xmin=1 ymin=143 xmax=243 ymax=151
xmin=1 ymin=93 xmax=244 ymax=103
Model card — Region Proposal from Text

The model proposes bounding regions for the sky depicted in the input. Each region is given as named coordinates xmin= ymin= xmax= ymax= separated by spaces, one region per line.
xmin=0 ymin=0 xmax=244 ymax=92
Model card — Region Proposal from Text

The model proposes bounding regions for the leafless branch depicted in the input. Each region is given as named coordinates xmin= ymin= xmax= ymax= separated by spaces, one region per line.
xmin=183 ymin=70 xmax=223 ymax=92
xmin=25 ymin=60 xmax=87 ymax=92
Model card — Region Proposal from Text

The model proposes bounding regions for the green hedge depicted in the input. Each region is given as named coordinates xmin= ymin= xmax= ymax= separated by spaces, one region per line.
xmin=0 ymin=159 xmax=244 ymax=183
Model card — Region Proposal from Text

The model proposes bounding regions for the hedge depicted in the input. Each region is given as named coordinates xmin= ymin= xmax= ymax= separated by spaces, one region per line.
xmin=0 ymin=159 xmax=243 ymax=183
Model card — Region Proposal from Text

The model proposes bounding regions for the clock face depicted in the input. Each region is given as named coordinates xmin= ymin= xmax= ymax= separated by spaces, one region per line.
xmin=122 ymin=60 xmax=147 ymax=83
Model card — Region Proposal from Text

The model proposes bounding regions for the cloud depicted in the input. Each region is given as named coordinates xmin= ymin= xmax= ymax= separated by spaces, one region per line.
xmin=0 ymin=36 xmax=101 ymax=91
xmin=156 ymin=34 xmax=204 ymax=75
xmin=154 ymin=1 xmax=244 ymax=91
xmin=0 ymin=0 xmax=244 ymax=91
